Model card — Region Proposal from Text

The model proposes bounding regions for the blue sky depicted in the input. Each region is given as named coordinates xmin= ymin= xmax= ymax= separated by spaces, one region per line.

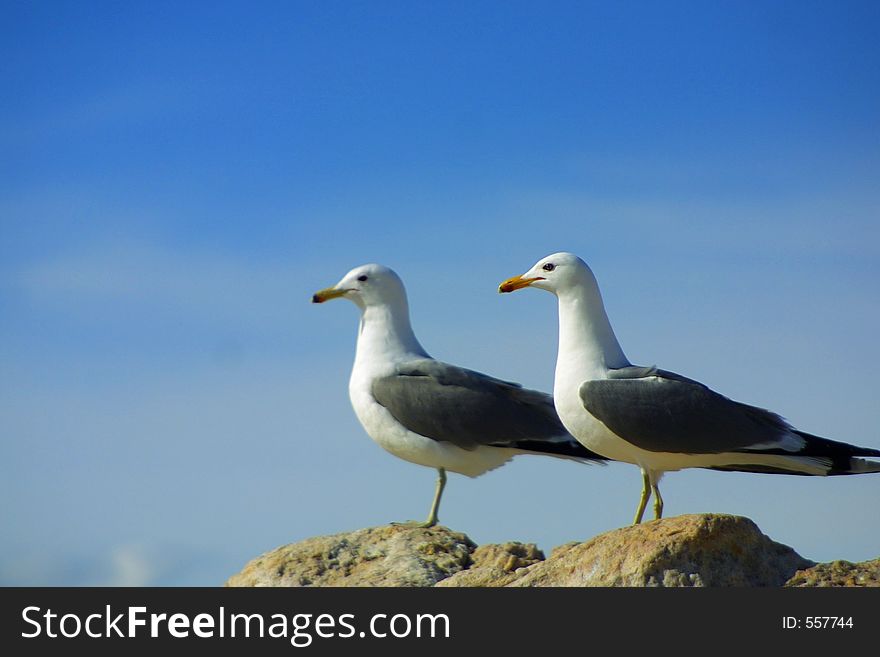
xmin=2 ymin=1 xmax=878 ymax=585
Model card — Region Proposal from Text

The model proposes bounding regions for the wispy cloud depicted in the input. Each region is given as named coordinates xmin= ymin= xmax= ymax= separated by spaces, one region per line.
xmin=0 ymin=540 xmax=247 ymax=587
xmin=502 ymin=182 xmax=880 ymax=261
xmin=104 ymin=544 xmax=155 ymax=587
xmin=0 ymin=543 xmax=157 ymax=586
xmin=13 ymin=241 xmax=311 ymax=334
xmin=1 ymin=81 xmax=195 ymax=148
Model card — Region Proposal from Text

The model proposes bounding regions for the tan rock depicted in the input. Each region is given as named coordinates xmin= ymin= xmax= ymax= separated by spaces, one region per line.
xmin=436 ymin=542 xmax=545 ymax=587
xmin=786 ymin=559 xmax=880 ymax=587
xmin=225 ymin=524 xmax=475 ymax=587
xmin=226 ymin=514 xmax=880 ymax=588
xmin=508 ymin=514 xmax=812 ymax=587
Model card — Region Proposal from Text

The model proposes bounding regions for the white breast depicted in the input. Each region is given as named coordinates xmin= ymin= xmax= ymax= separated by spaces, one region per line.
xmin=554 ymin=367 xmax=635 ymax=462
xmin=348 ymin=362 xmax=517 ymax=478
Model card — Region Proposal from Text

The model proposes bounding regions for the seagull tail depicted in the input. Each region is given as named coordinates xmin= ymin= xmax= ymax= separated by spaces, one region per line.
xmin=718 ymin=431 xmax=880 ymax=476
xmin=792 ymin=430 xmax=880 ymax=476
xmin=497 ymin=436 xmax=610 ymax=465
xmin=843 ymin=457 xmax=880 ymax=475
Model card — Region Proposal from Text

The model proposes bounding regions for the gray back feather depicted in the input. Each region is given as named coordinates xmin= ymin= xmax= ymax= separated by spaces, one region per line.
xmin=580 ymin=367 xmax=791 ymax=454
xmin=371 ymin=359 xmax=570 ymax=450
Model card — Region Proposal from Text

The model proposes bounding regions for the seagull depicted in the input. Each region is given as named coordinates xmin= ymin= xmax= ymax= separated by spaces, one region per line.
xmin=312 ymin=263 xmax=608 ymax=527
xmin=500 ymin=252 xmax=880 ymax=525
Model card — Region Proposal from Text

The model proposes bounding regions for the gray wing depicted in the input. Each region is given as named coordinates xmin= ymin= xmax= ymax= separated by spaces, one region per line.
xmin=371 ymin=359 xmax=572 ymax=451
xmin=579 ymin=366 xmax=793 ymax=454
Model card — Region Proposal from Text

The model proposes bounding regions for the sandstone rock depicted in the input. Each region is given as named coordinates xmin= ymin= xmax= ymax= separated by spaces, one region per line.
xmin=225 ymin=524 xmax=475 ymax=587
xmin=436 ymin=542 xmax=544 ymax=587
xmin=785 ymin=559 xmax=880 ymax=587
xmin=227 ymin=514 xmax=880 ymax=588
xmin=508 ymin=514 xmax=812 ymax=587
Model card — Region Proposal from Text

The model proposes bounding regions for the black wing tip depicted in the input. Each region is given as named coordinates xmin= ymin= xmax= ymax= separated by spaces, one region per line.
xmin=792 ymin=430 xmax=880 ymax=458
xmin=500 ymin=438 xmax=610 ymax=463
xmin=727 ymin=429 xmax=880 ymax=476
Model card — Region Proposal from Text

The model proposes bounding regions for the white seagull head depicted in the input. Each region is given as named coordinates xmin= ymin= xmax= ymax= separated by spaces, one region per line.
xmin=312 ymin=263 xmax=407 ymax=311
xmin=499 ymin=251 xmax=596 ymax=296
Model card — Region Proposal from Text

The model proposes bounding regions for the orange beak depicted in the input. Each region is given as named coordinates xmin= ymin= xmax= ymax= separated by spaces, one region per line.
xmin=498 ymin=274 xmax=544 ymax=293
xmin=311 ymin=286 xmax=349 ymax=303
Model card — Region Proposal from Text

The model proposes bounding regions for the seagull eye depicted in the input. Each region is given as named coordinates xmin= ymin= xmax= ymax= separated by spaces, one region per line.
xmin=357 ymin=275 xmax=368 ymax=282
xmin=542 ymin=263 xmax=555 ymax=272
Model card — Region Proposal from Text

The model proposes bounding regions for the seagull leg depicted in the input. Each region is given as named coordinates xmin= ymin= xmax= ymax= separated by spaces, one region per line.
xmin=423 ymin=467 xmax=446 ymax=527
xmin=632 ymin=469 xmax=652 ymax=525
xmin=392 ymin=468 xmax=446 ymax=528
xmin=651 ymin=478 xmax=664 ymax=520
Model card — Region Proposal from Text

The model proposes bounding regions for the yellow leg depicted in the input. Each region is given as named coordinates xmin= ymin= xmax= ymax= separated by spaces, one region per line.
xmin=651 ymin=479 xmax=664 ymax=519
xmin=632 ymin=469 xmax=651 ymax=525
xmin=424 ymin=467 xmax=446 ymax=527
xmin=393 ymin=467 xmax=446 ymax=528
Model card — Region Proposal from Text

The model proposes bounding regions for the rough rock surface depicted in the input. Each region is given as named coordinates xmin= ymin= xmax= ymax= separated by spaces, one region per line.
xmin=227 ymin=514 xmax=878 ymax=587
xmin=508 ymin=514 xmax=812 ymax=586
xmin=225 ymin=524 xmax=474 ymax=587
xmin=436 ymin=542 xmax=545 ymax=587
xmin=785 ymin=559 xmax=880 ymax=587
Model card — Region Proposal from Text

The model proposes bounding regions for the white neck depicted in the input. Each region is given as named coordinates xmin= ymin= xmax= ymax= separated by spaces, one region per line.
xmin=354 ymin=302 xmax=429 ymax=369
xmin=555 ymin=284 xmax=629 ymax=382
